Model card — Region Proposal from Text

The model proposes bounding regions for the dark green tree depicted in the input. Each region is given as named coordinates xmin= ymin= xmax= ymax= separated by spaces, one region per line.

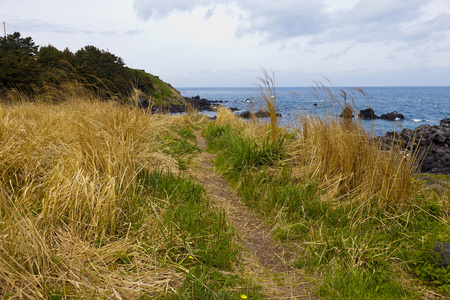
xmin=37 ymin=45 xmax=64 ymax=68
xmin=73 ymin=45 xmax=131 ymax=95
xmin=37 ymin=45 xmax=76 ymax=84
xmin=0 ymin=32 xmax=41 ymax=89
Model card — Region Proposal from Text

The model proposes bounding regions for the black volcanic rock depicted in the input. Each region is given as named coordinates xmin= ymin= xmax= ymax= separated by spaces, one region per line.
xmin=151 ymin=104 xmax=185 ymax=113
xmin=238 ymin=111 xmax=252 ymax=119
xmin=359 ymin=108 xmax=379 ymax=119
xmin=380 ymin=111 xmax=405 ymax=121
xmin=239 ymin=110 xmax=282 ymax=119
xmin=358 ymin=108 xmax=406 ymax=121
xmin=433 ymin=242 xmax=450 ymax=267
xmin=385 ymin=117 xmax=450 ymax=174
xmin=184 ymin=95 xmax=223 ymax=111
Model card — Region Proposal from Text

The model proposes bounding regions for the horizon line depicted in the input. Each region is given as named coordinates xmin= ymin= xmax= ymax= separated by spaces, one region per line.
xmin=176 ymin=85 xmax=450 ymax=89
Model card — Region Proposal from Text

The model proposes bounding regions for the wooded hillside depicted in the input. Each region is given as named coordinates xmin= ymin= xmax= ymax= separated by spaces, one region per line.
xmin=0 ymin=32 xmax=183 ymax=104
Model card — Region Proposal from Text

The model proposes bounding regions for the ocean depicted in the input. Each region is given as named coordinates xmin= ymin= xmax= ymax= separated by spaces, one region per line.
xmin=178 ymin=86 xmax=450 ymax=135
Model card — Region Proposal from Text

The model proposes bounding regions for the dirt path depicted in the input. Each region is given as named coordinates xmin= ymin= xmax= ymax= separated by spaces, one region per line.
xmin=193 ymin=132 xmax=316 ymax=299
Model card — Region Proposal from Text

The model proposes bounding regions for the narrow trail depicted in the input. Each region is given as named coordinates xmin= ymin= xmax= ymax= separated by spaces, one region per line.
xmin=193 ymin=132 xmax=316 ymax=299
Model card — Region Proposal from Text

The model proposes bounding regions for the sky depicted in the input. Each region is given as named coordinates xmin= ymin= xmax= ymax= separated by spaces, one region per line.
xmin=2 ymin=0 xmax=450 ymax=87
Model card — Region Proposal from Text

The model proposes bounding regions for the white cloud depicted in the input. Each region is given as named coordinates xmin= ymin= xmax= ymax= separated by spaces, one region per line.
xmin=323 ymin=0 xmax=450 ymax=44
xmin=234 ymin=1 xmax=328 ymax=39
xmin=133 ymin=0 xmax=226 ymax=19
xmin=346 ymin=0 xmax=424 ymax=24
xmin=132 ymin=0 xmax=450 ymax=45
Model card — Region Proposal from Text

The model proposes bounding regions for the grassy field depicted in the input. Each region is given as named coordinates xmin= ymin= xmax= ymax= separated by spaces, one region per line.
xmin=0 ymin=83 xmax=449 ymax=299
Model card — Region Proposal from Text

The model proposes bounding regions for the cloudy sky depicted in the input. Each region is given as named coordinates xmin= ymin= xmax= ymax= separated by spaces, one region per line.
xmin=2 ymin=0 xmax=450 ymax=87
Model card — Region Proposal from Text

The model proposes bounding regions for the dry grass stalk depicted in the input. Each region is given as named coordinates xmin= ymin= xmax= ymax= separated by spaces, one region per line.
xmin=289 ymin=113 xmax=417 ymax=209
xmin=257 ymin=69 xmax=279 ymax=145
xmin=215 ymin=106 xmax=277 ymax=144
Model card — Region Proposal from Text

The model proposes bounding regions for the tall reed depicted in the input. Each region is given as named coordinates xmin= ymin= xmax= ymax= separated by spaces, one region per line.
xmin=257 ymin=69 xmax=280 ymax=145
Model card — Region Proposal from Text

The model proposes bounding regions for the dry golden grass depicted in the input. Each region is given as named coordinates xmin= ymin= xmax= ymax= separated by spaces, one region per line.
xmin=215 ymin=106 xmax=247 ymax=128
xmin=288 ymin=113 xmax=418 ymax=209
xmin=0 ymin=94 xmax=191 ymax=298
xmin=257 ymin=69 xmax=279 ymax=145
xmin=214 ymin=106 xmax=283 ymax=148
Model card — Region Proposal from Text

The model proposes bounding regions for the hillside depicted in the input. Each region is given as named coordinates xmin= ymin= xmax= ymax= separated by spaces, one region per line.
xmin=0 ymin=32 xmax=185 ymax=106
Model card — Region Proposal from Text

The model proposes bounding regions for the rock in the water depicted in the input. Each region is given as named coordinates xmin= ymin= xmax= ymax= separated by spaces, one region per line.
xmin=432 ymin=242 xmax=450 ymax=267
xmin=239 ymin=111 xmax=252 ymax=119
xmin=380 ymin=111 xmax=405 ymax=121
xmin=358 ymin=108 xmax=379 ymax=119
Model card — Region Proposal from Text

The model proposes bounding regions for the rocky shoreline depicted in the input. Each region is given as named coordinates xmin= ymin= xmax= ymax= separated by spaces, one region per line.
xmin=180 ymin=96 xmax=282 ymax=119
xmin=385 ymin=118 xmax=450 ymax=174
xmin=142 ymin=97 xmax=450 ymax=175
xmin=350 ymin=108 xmax=449 ymax=174
xmin=138 ymin=95 xmax=238 ymax=114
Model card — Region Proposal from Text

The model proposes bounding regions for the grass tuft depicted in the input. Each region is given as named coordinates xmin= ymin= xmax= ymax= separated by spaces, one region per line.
xmin=257 ymin=68 xmax=280 ymax=145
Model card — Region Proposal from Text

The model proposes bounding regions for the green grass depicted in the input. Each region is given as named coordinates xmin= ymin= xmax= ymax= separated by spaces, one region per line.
xmin=161 ymin=126 xmax=201 ymax=170
xmin=320 ymin=265 xmax=410 ymax=299
xmin=132 ymin=69 xmax=185 ymax=106
xmin=133 ymin=169 xmax=265 ymax=299
xmin=417 ymin=173 xmax=450 ymax=198
xmin=2 ymin=84 xmax=448 ymax=298
xmin=203 ymin=123 xmax=285 ymax=181
xmin=169 ymin=267 xmax=264 ymax=300
xmin=136 ymin=170 xmax=238 ymax=269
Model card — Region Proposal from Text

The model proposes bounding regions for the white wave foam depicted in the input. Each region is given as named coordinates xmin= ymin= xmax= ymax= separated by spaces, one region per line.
xmin=413 ymin=119 xmax=433 ymax=122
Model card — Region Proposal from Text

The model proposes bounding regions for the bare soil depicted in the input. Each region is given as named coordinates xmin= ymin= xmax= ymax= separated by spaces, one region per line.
xmin=192 ymin=132 xmax=316 ymax=299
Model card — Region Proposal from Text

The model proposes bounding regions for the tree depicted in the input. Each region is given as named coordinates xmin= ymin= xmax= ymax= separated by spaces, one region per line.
xmin=0 ymin=32 xmax=41 ymax=89
xmin=0 ymin=32 xmax=38 ymax=55
xmin=37 ymin=45 xmax=64 ymax=68
xmin=37 ymin=45 xmax=77 ymax=84
xmin=73 ymin=45 xmax=132 ymax=95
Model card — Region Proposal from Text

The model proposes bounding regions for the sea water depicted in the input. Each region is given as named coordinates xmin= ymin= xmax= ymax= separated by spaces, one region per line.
xmin=178 ymin=86 xmax=450 ymax=135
